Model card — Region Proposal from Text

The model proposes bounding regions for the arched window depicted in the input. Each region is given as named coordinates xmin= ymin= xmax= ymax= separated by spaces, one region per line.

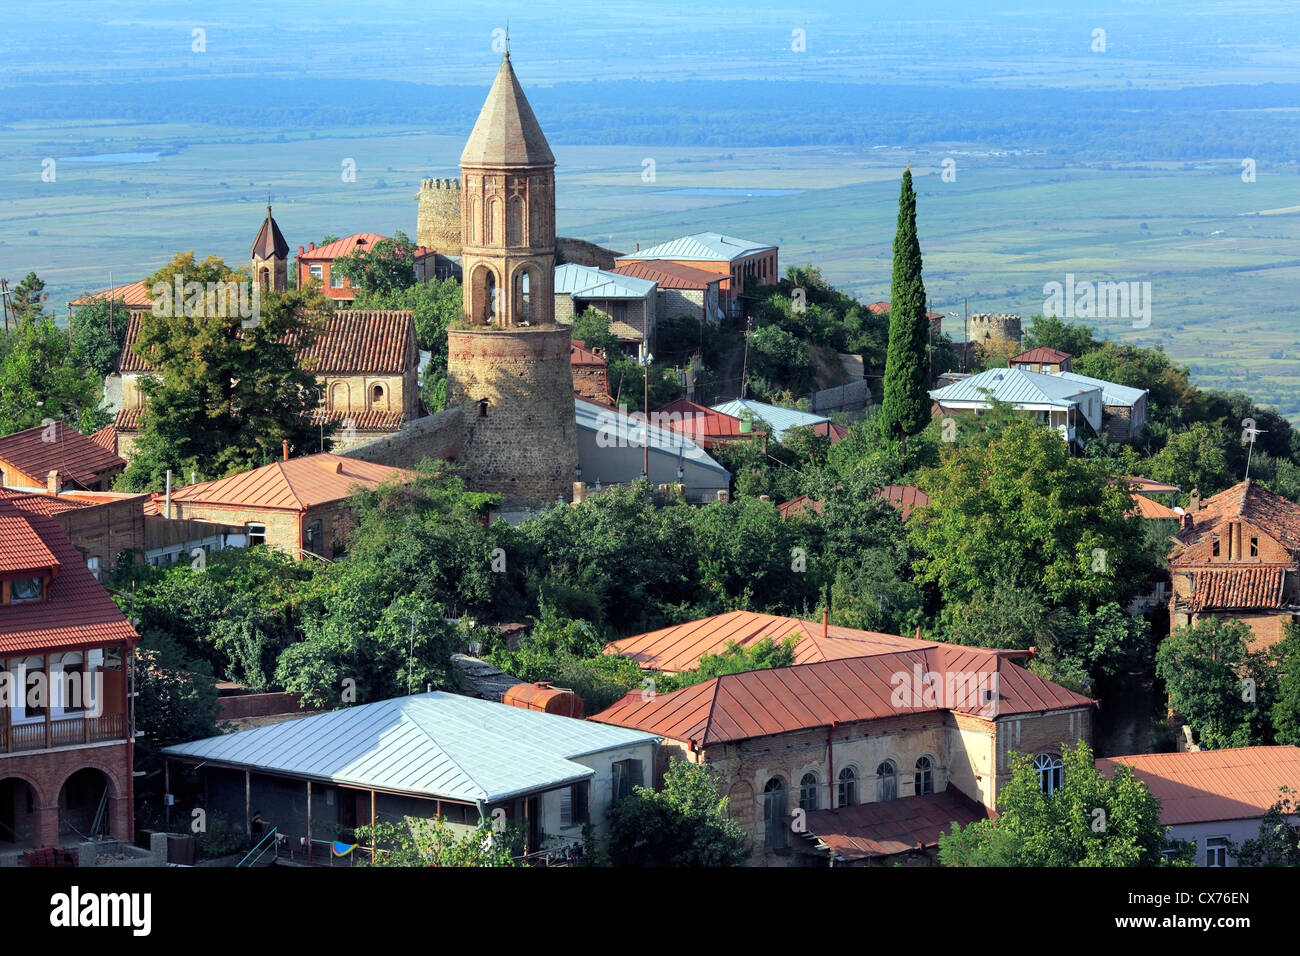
xmin=1034 ymin=753 xmax=1064 ymax=796
xmin=477 ymin=399 xmax=490 ymax=418
xmin=915 ymin=756 xmax=934 ymax=796
xmin=513 ymin=267 xmax=533 ymax=325
xmin=507 ymin=195 xmax=524 ymax=246
xmin=763 ymin=777 xmax=787 ymax=849
xmin=798 ymin=773 xmax=819 ymax=812
xmin=370 ymin=383 xmax=384 ymax=408
xmin=876 ymin=760 xmax=898 ymax=802
xmin=486 ymin=197 xmax=500 ymax=245
xmin=330 ymin=382 xmax=349 ymax=412
xmin=837 ymin=767 xmax=857 ymax=807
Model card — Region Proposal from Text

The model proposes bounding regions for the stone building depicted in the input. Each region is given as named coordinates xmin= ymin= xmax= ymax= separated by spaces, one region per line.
xmin=1168 ymin=479 xmax=1300 ymax=651
xmin=592 ymin=634 xmax=1095 ymax=866
xmin=0 ymin=422 xmax=125 ymax=492
xmin=553 ymin=263 xmax=658 ymax=352
xmin=967 ymin=312 xmax=1022 ymax=352
xmin=444 ymin=51 xmax=578 ymax=505
xmin=250 ymin=205 xmax=289 ymax=292
xmin=415 ymin=177 xmax=463 ymax=255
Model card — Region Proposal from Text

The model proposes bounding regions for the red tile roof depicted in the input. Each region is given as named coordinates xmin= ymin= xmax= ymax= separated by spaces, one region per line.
xmin=1011 ymin=347 xmax=1072 ymax=364
xmin=1176 ymin=479 xmax=1300 ymax=552
xmin=119 ymin=310 xmax=416 ymax=375
xmin=865 ymin=301 xmax=943 ymax=320
xmin=611 ymin=260 xmax=723 ymax=290
xmin=603 ymin=609 xmax=938 ymax=673
xmin=0 ymin=507 xmax=60 ymax=575
xmin=1130 ymin=493 xmax=1180 ymax=520
xmin=0 ymin=422 xmax=126 ymax=488
xmin=0 ymin=488 xmax=95 ymax=517
xmin=570 ymin=342 xmax=608 ymax=367
xmin=590 ymin=645 xmax=1095 ymax=747
xmin=778 ymin=486 xmax=929 ymax=521
xmin=89 ymin=425 xmax=118 ymax=453
xmin=0 ymin=497 xmax=138 ymax=655
xmin=1185 ymin=566 xmax=1287 ymax=610
xmin=162 ymin=453 xmax=419 ymax=512
xmin=649 ymin=399 xmax=762 ymax=446
xmin=113 ymin=408 xmax=145 ymax=431
xmin=309 ymin=408 xmax=405 ymax=431
xmin=802 ymin=789 xmax=989 ymax=861
xmin=1096 ymin=746 xmax=1300 ymax=826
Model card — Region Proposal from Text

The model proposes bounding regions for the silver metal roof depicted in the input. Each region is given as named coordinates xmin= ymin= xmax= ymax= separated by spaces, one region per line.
xmin=574 ymin=398 xmax=730 ymax=476
xmin=929 ymin=367 xmax=1100 ymax=408
xmin=555 ymin=263 xmax=656 ymax=300
xmin=160 ymin=692 xmax=657 ymax=804
xmin=619 ymin=232 xmax=775 ymax=263
xmin=1054 ymin=371 xmax=1148 ymax=408
xmin=709 ymin=399 xmax=830 ymax=442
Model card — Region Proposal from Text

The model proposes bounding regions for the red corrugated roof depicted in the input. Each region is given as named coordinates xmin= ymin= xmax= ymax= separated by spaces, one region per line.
xmin=1096 ymin=746 xmax=1300 ymax=826
xmin=811 ymin=421 xmax=850 ymax=443
xmin=778 ymin=486 xmax=929 ymax=521
xmin=1011 ymin=347 xmax=1072 ymax=364
xmin=0 ymin=497 xmax=138 ymax=654
xmin=1130 ymin=493 xmax=1180 ymax=520
xmin=298 ymin=233 xmax=433 ymax=262
xmin=0 ymin=422 xmax=125 ymax=488
xmin=802 ymin=789 xmax=988 ymax=860
xmin=1121 ymin=475 xmax=1180 ymax=494
xmin=611 ymin=260 xmax=723 ymax=289
xmin=162 ymin=453 xmax=419 ymax=512
xmin=119 ymin=310 xmax=416 ymax=375
xmin=68 ymin=279 xmax=154 ymax=309
xmin=603 ymin=609 xmax=936 ymax=673
xmin=590 ymin=644 xmax=1094 ymax=746
xmin=649 ymin=399 xmax=761 ymax=445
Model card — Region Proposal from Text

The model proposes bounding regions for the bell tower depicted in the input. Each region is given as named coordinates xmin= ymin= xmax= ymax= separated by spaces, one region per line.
xmin=446 ymin=52 xmax=578 ymax=505
xmin=250 ymin=204 xmax=289 ymax=292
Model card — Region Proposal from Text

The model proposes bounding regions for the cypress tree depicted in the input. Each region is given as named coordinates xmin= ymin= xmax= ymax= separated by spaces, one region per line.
xmin=880 ymin=168 xmax=930 ymax=446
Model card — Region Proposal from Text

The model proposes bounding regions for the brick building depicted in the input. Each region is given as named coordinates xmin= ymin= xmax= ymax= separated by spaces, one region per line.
xmin=616 ymin=233 xmax=777 ymax=321
xmin=296 ymin=233 xmax=440 ymax=303
xmin=0 ymin=497 xmax=138 ymax=853
xmin=570 ymin=340 xmax=613 ymax=404
xmin=553 ymin=263 xmax=658 ymax=352
xmin=591 ymin=642 xmax=1094 ymax=866
xmin=0 ymin=422 xmax=125 ymax=492
xmin=612 ymin=260 xmax=724 ymax=326
xmin=157 ymin=453 xmax=419 ymax=561
xmin=1168 ymin=478 xmax=1300 ymax=651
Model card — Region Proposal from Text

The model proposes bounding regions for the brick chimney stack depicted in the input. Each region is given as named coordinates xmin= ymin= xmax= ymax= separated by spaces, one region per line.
xmin=282 ymin=440 xmax=289 ymax=461
xmin=47 ymin=470 xmax=60 ymax=495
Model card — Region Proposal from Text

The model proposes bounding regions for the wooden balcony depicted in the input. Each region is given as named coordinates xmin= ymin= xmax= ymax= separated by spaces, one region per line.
xmin=0 ymin=712 xmax=126 ymax=754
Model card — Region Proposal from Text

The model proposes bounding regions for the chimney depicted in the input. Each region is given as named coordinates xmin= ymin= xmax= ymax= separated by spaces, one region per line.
xmin=165 ymin=469 xmax=172 ymax=520
xmin=308 ymin=241 xmax=315 ymax=252
xmin=572 ymin=481 xmax=586 ymax=504
xmin=282 ymin=440 xmax=289 ymax=461
xmin=822 ymin=607 xmax=828 ymax=640
xmin=1189 ymin=488 xmax=1201 ymax=513
xmin=298 ymin=245 xmax=304 ymax=256
xmin=46 ymin=470 xmax=60 ymax=495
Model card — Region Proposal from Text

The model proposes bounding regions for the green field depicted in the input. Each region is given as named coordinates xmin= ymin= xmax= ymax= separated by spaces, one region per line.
xmin=3 ymin=120 xmax=1299 ymax=417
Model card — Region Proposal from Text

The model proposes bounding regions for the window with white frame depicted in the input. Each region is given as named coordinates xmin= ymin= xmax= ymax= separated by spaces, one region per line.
xmin=837 ymin=766 xmax=858 ymax=807
xmin=86 ymin=556 xmax=101 ymax=581
xmin=1206 ymin=837 xmax=1230 ymax=868
xmin=560 ymin=781 xmax=589 ymax=827
xmin=309 ymin=264 xmax=323 ymax=281
xmin=1034 ymin=753 xmax=1064 ymax=796
xmin=247 ymin=523 xmax=267 ymax=547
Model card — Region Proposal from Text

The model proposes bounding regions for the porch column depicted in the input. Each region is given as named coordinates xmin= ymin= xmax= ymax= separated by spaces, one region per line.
xmin=42 ymin=654 xmax=51 ymax=749
xmin=370 ymin=790 xmax=376 ymax=862
xmin=305 ymin=782 xmax=312 ymax=864
xmin=245 ymin=771 xmax=252 ymax=840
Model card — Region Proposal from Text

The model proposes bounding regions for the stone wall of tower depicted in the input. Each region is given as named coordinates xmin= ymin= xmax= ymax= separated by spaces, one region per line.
xmin=415 ymin=178 xmax=463 ymax=255
xmin=446 ymin=326 xmax=578 ymax=504
xmin=250 ymin=254 xmax=287 ymax=292
xmin=968 ymin=312 xmax=1022 ymax=349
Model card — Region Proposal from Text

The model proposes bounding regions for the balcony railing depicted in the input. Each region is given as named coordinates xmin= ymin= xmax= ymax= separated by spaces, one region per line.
xmin=0 ymin=712 xmax=126 ymax=753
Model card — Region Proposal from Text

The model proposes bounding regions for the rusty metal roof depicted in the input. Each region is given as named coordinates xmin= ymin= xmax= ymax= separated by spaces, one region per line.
xmin=603 ymin=609 xmax=937 ymax=674
xmin=802 ymin=788 xmax=988 ymax=861
xmin=1011 ymin=347 xmax=1072 ymax=364
xmin=611 ymin=260 xmax=723 ymax=290
xmin=590 ymin=644 xmax=1095 ymax=747
xmin=1130 ymin=493 xmax=1180 ymax=520
xmin=163 ymin=453 xmax=419 ymax=512
xmin=0 ymin=421 xmax=125 ymax=488
xmin=1096 ymin=746 xmax=1300 ymax=826
xmin=251 ymin=206 xmax=290 ymax=259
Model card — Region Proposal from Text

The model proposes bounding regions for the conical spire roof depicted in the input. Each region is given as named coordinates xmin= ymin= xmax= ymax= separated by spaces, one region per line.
xmin=251 ymin=205 xmax=289 ymax=259
xmin=460 ymin=54 xmax=554 ymax=168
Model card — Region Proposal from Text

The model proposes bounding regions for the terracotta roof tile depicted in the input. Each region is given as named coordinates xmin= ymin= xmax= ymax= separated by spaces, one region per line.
xmin=1011 ymin=347 xmax=1072 ymax=364
xmin=1186 ymin=566 xmax=1287 ymax=610
xmin=0 ymin=497 xmax=138 ymax=655
xmin=611 ymin=260 xmax=723 ymax=290
xmin=68 ymin=279 xmax=154 ymax=309
xmin=0 ymin=507 xmax=60 ymax=574
xmin=163 ymin=453 xmax=419 ymax=512
xmin=89 ymin=425 xmax=118 ymax=453
xmin=0 ymin=422 xmax=125 ymax=488
xmin=1178 ymin=479 xmax=1300 ymax=552
xmin=802 ymin=789 xmax=988 ymax=861
xmin=1096 ymin=746 xmax=1300 ymax=826
xmin=309 ymin=408 xmax=404 ymax=431
xmin=119 ymin=310 xmax=416 ymax=375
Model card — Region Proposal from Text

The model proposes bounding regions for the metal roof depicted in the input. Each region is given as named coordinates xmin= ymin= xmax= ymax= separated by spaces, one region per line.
xmin=612 ymin=260 xmax=723 ymax=289
xmin=1055 ymin=371 xmax=1148 ymax=408
xmin=928 ymin=367 xmax=1099 ymax=409
xmin=574 ymin=398 xmax=730 ymax=477
xmin=554 ymin=263 xmax=656 ymax=300
xmin=802 ymin=789 xmax=989 ymax=861
xmin=1096 ymin=746 xmax=1300 ymax=826
xmin=161 ymin=691 xmax=657 ymax=805
xmin=709 ymin=399 xmax=829 ymax=442
xmin=165 ymin=453 xmax=419 ymax=512
xmin=619 ymin=233 xmax=775 ymax=263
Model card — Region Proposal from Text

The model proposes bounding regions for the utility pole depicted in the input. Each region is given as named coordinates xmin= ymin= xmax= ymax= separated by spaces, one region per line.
xmin=0 ymin=278 xmax=10 ymax=332
xmin=740 ymin=315 xmax=753 ymax=400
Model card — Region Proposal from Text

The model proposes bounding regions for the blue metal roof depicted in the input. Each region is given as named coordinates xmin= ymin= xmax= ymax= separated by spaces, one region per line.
xmin=554 ymin=263 xmax=656 ymax=300
xmin=709 ymin=399 xmax=829 ymax=442
xmin=574 ymin=398 xmax=730 ymax=476
xmin=619 ymin=233 xmax=775 ymax=263
xmin=929 ymin=367 xmax=1100 ymax=408
xmin=160 ymin=692 xmax=657 ymax=805
xmin=1055 ymin=371 xmax=1148 ymax=408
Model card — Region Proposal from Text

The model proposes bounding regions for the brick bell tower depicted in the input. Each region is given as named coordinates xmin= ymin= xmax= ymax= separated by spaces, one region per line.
xmin=250 ymin=204 xmax=289 ymax=291
xmin=446 ymin=50 xmax=579 ymax=505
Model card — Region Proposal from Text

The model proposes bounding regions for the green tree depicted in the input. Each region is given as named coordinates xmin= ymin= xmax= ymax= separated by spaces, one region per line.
xmin=121 ymin=256 xmax=332 ymax=490
xmin=939 ymin=741 xmax=1189 ymax=867
xmin=656 ymin=635 xmax=798 ymax=692
xmin=1021 ymin=313 xmax=1098 ymax=357
xmin=331 ymin=231 xmax=418 ymax=296
xmin=69 ymin=296 xmax=130 ymax=377
xmin=1272 ymin=621 xmax=1300 ymax=746
xmin=1155 ymin=617 xmax=1273 ymax=749
xmin=0 ymin=317 xmax=109 ymax=436
xmin=570 ymin=307 xmax=621 ymax=355
xmin=131 ymin=632 xmax=222 ymax=776
xmin=1235 ymin=788 xmax=1300 ymax=866
xmin=879 ymin=168 xmax=931 ymax=446
xmin=357 ymin=816 xmax=523 ymax=867
xmin=606 ymin=758 xmax=751 ymax=866
xmin=1146 ymin=420 xmax=1234 ymax=495
xmin=8 ymin=271 xmax=48 ymax=322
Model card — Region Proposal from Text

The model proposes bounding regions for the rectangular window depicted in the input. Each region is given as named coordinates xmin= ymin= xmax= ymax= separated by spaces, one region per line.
xmin=330 ymin=269 xmax=345 ymax=289
xmin=10 ymin=577 xmax=42 ymax=602
xmin=86 ymin=556 xmax=101 ymax=581
xmin=305 ymin=519 xmax=323 ymax=556
xmin=1250 ymin=537 xmax=1259 ymax=557
xmin=247 ymin=523 xmax=267 ymax=547
xmin=1206 ymin=837 xmax=1230 ymax=867
xmin=309 ymin=264 xmax=323 ymax=281
xmin=1212 ymin=538 xmax=1221 ymax=557
xmin=560 ymin=781 xmax=589 ymax=827
xmin=611 ymin=759 xmax=643 ymax=803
